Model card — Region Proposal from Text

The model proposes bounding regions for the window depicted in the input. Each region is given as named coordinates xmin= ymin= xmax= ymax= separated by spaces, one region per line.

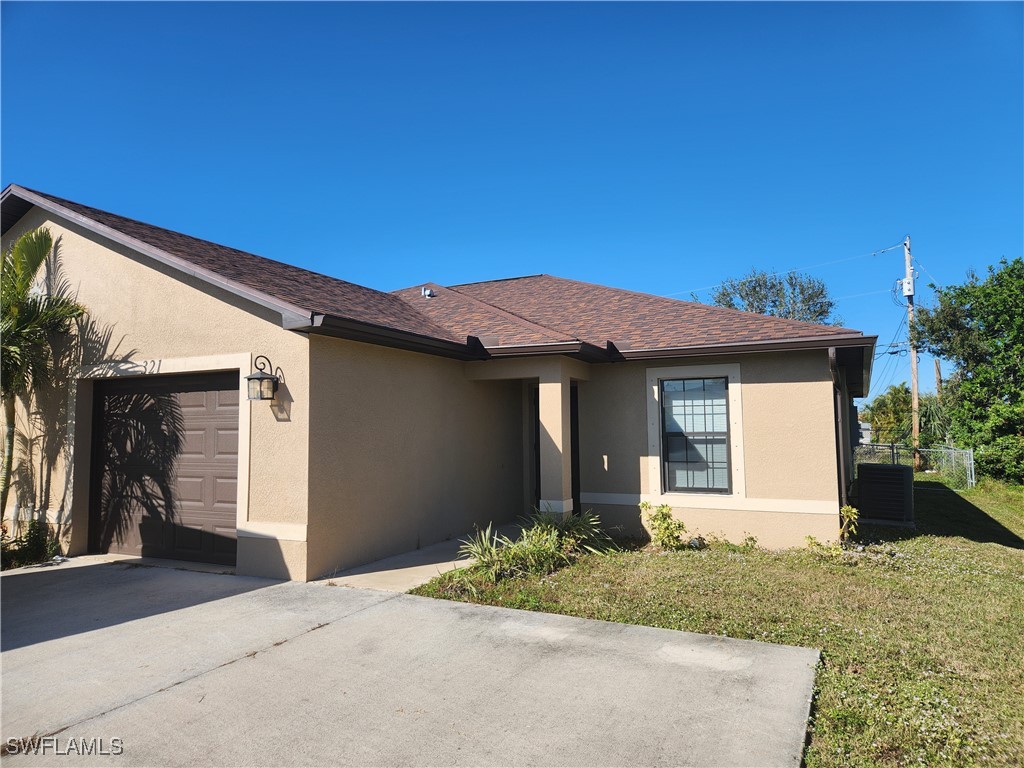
xmin=661 ymin=377 xmax=730 ymax=493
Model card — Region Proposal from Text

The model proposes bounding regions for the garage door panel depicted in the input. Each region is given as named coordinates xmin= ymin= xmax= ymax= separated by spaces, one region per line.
xmin=215 ymin=428 xmax=239 ymax=458
xmin=180 ymin=429 xmax=209 ymax=458
xmin=176 ymin=475 xmax=206 ymax=505
xmin=216 ymin=389 xmax=239 ymax=409
xmin=91 ymin=373 xmax=239 ymax=566
xmin=213 ymin=478 xmax=237 ymax=508
xmin=178 ymin=391 xmax=211 ymax=412
xmin=172 ymin=524 xmax=204 ymax=554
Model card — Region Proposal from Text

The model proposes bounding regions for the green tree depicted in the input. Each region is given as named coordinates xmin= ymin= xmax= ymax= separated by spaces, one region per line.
xmin=860 ymin=384 xmax=913 ymax=444
xmin=913 ymin=258 xmax=1024 ymax=483
xmin=859 ymin=383 xmax=948 ymax=447
xmin=1 ymin=228 xmax=85 ymax=519
xmin=710 ymin=269 xmax=841 ymax=325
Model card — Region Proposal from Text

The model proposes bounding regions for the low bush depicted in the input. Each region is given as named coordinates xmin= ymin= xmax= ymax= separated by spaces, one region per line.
xmin=975 ymin=435 xmax=1024 ymax=484
xmin=453 ymin=510 xmax=616 ymax=590
xmin=639 ymin=502 xmax=688 ymax=550
xmin=839 ymin=504 xmax=859 ymax=543
xmin=1 ymin=518 xmax=60 ymax=570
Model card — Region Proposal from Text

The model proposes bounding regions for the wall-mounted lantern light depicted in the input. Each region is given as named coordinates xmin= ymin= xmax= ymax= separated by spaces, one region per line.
xmin=246 ymin=355 xmax=279 ymax=401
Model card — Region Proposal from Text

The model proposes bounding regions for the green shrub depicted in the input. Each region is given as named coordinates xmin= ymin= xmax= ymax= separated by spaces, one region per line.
xmin=639 ymin=502 xmax=688 ymax=550
xmin=527 ymin=508 xmax=617 ymax=556
xmin=703 ymin=533 xmax=759 ymax=552
xmin=456 ymin=510 xmax=616 ymax=588
xmin=805 ymin=534 xmax=844 ymax=560
xmin=839 ymin=505 xmax=859 ymax=544
xmin=1 ymin=518 xmax=60 ymax=570
xmin=500 ymin=525 xmax=567 ymax=577
xmin=457 ymin=524 xmax=504 ymax=581
xmin=975 ymin=435 xmax=1024 ymax=485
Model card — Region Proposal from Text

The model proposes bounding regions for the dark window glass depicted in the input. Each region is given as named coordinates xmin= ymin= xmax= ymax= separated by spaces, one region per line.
xmin=661 ymin=377 xmax=730 ymax=492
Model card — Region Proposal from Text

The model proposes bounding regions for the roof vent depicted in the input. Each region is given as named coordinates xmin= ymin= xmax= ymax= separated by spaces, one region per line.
xmin=421 ymin=287 xmax=436 ymax=298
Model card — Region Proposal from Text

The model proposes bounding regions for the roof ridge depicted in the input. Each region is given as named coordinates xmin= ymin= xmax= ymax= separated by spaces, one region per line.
xmin=537 ymin=273 xmax=860 ymax=334
xmin=19 ymin=186 xmax=356 ymax=285
xmin=447 ymin=274 xmax=548 ymax=288
xmin=442 ymin=282 xmax=583 ymax=342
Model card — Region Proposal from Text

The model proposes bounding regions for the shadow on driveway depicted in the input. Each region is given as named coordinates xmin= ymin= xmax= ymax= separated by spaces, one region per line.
xmin=1 ymin=563 xmax=819 ymax=766
xmin=1 ymin=561 xmax=272 ymax=651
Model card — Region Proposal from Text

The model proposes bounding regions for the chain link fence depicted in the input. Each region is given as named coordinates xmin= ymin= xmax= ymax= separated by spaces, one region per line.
xmin=854 ymin=443 xmax=976 ymax=490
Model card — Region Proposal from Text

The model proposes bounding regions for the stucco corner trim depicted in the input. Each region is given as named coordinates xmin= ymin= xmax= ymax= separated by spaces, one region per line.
xmin=538 ymin=499 xmax=574 ymax=515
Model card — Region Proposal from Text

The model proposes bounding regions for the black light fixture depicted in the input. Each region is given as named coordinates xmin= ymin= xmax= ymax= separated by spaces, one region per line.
xmin=246 ymin=355 xmax=279 ymax=401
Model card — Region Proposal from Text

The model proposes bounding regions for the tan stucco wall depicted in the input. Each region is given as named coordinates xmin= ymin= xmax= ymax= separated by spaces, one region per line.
xmin=585 ymin=503 xmax=841 ymax=549
xmin=737 ymin=351 xmax=839 ymax=502
xmin=2 ymin=207 xmax=312 ymax=578
xmin=576 ymin=351 xmax=841 ymax=546
xmin=305 ymin=335 xmax=525 ymax=579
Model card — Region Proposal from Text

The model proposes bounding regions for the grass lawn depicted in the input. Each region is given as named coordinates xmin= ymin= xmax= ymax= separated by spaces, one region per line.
xmin=412 ymin=479 xmax=1024 ymax=767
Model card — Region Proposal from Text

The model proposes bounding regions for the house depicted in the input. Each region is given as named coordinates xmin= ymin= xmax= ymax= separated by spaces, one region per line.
xmin=1 ymin=185 xmax=875 ymax=581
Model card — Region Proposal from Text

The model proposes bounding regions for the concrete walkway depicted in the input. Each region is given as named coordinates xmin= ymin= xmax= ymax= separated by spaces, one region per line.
xmin=2 ymin=561 xmax=819 ymax=767
xmin=318 ymin=524 xmax=520 ymax=592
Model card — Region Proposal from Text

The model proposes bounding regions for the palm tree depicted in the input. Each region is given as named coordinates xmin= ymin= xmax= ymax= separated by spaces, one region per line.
xmin=1 ymin=228 xmax=85 ymax=520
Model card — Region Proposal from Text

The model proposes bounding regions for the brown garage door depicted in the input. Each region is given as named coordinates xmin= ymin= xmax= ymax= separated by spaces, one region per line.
xmin=89 ymin=372 xmax=240 ymax=565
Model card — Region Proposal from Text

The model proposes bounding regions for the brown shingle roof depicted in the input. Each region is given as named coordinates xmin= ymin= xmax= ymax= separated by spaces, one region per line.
xmin=422 ymin=274 xmax=862 ymax=352
xmin=17 ymin=188 xmax=462 ymax=343
xmin=391 ymin=282 xmax=574 ymax=346
xmin=5 ymin=185 xmax=868 ymax=359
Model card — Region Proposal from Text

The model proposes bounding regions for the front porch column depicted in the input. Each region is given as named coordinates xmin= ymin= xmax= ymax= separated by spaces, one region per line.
xmin=538 ymin=366 xmax=573 ymax=519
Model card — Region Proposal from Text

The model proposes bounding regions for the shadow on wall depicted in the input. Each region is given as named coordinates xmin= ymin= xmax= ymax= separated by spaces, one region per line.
xmin=271 ymin=370 xmax=292 ymax=423
xmin=10 ymin=247 xmax=142 ymax=539
xmin=91 ymin=388 xmax=183 ymax=554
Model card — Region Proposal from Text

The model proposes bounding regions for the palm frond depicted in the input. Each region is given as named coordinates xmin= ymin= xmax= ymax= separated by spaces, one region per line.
xmin=1 ymin=228 xmax=85 ymax=401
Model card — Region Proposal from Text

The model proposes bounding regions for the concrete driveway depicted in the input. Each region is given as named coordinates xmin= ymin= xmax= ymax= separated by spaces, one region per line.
xmin=1 ymin=560 xmax=819 ymax=767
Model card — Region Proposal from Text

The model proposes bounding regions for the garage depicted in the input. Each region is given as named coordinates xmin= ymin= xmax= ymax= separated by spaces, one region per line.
xmin=89 ymin=372 xmax=240 ymax=565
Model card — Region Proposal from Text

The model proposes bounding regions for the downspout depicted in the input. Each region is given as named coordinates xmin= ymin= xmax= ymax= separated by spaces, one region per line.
xmin=829 ymin=348 xmax=849 ymax=507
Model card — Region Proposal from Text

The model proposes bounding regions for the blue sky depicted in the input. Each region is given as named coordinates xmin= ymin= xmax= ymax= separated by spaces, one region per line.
xmin=3 ymin=2 xmax=1021 ymax=398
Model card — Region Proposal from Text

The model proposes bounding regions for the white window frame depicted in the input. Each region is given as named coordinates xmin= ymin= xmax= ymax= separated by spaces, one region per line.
xmin=646 ymin=363 xmax=746 ymax=505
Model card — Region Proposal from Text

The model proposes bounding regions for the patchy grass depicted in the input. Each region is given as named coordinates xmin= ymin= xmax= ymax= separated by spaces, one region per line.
xmin=412 ymin=479 xmax=1024 ymax=767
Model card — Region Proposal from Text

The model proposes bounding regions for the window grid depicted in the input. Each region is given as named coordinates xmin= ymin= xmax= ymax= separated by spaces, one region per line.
xmin=661 ymin=377 xmax=730 ymax=493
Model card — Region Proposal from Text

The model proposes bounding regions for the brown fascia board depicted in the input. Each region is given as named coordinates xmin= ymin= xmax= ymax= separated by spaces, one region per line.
xmin=482 ymin=341 xmax=610 ymax=362
xmin=1 ymin=185 xmax=314 ymax=329
xmin=834 ymin=341 xmax=876 ymax=399
xmin=860 ymin=344 xmax=875 ymax=398
xmin=609 ymin=333 xmax=877 ymax=360
xmin=292 ymin=313 xmax=485 ymax=360
xmin=439 ymin=333 xmax=877 ymax=366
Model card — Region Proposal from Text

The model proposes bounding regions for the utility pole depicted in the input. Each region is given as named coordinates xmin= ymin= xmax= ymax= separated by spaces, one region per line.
xmin=903 ymin=236 xmax=921 ymax=467
xmin=934 ymin=359 xmax=942 ymax=402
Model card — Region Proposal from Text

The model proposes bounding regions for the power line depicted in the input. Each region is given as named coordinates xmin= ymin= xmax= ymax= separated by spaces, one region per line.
xmin=890 ymin=278 xmax=908 ymax=307
xmin=834 ymin=288 xmax=892 ymax=301
xmin=665 ymin=239 xmax=906 ymax=298
xmin=873 ymin=350 xmax=904 ymax=395
xmin=872 ymin=352 xmax=896 ymax=392
xmin=913 ymin=255 xmax=943 ymax=289
xmin=871 ymin=314 xmax=911 ymax=395
xmin=874 ymin=312 xmax=908 ymax=359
